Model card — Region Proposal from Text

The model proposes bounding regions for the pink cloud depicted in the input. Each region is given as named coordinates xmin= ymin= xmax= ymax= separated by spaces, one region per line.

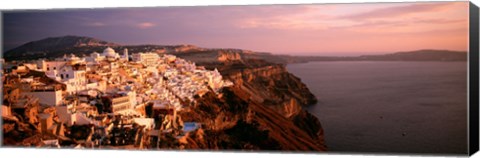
xmin=238 ymin=17 xmax=329 ymax=30
xmin=341 ymin=2 xmax=463 ymax=20
xmin=86 ymin=22 xmax=106 ymax=27
xmin=341 ymin=18 xmax=466 ymax=31
xmin=235 ymin=5 xmax=333 ymax=30
xmin=137 ymin=22 xmax=155 ymax=29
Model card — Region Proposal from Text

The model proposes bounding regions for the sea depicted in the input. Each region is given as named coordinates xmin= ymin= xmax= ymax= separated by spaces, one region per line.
xmin=286 ymin=61 xmax=468 ymax=155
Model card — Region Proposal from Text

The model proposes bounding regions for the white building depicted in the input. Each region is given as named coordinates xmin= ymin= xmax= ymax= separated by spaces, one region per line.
xmin=37 ymin=60 xmax=66 ymax=78
xmin=55 ymin=105 xmax=95 ymax=126
xmin=58 ymin=65 xmax=87 ymax=94
xmin=111 ymin=95 xmax=133 ymax=114
xmin=118 ymin=91 xmax=138 ymax=107
xmin=103 ymin=47 xmax=120 ymax=61
xmin=122 ymin=48 xmax=129 ymax=62
xmin=132 ymin=52 xmax=160 ymax=67
xmin=37 ymin=56 xmax=88 ymax=94
xmin=86 ymin=52 xmax=105 ymax=63
xmin=27 ymin=89 xmax=63 ymax=106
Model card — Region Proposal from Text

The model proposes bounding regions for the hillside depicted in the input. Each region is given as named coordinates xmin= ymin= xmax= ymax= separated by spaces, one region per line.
xmin=3 ymin=36 xmax=119 ymax=60
xmin=3 ymin=36 xmax=205 ymax=61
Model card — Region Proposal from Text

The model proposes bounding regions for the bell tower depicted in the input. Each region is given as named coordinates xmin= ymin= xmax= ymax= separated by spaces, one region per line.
xmin=123 ymin=48 xmax=129 ymax=62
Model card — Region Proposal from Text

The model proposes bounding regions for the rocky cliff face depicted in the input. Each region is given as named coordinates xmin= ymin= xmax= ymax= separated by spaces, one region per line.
xmin=179 ymin=56 xmax=326 ymax=151
xmin=178 ymin=87 xmax=326 ymax=151
xmin=215 ymin=61 xmax=317 ymax=118
xmin=217 ymin=51 xmax=242 ymax=62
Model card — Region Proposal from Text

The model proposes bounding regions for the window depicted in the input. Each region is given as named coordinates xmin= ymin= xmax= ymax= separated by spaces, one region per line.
xmin=61 ymin=74 xmax=64 ymax=79
xmin=53 ymin=67 xmax=56 ymax=70
xmin=66 ymin=74 xmax=69 ymax=78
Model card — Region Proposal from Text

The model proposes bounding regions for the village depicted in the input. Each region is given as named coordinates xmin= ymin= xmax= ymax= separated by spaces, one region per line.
xmin=1 ymin=47 xmax=234 ymax=149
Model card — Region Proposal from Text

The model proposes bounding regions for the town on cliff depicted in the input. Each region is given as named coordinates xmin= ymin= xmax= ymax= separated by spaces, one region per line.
xmin=1 ymin=39 xmax=327 ymax=151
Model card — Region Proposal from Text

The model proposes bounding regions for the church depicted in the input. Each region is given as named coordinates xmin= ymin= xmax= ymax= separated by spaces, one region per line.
xmin=87 ymin=47 xmax=129 ymax=62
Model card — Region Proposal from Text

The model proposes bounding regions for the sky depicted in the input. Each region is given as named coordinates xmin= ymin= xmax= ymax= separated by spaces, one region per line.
xmin=2 ymin=1 xmax=469 ymax=56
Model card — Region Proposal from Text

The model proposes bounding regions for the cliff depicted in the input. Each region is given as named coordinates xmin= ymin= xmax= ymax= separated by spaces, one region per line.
xmin=188 ymin=54 xmax=317 ymax=118
xmin=178 ymin=54 xmax=326 ymax=151
xmin=178 ymin=87 xmax=326 ymax=151
xmin=223 ymin=64 xmax=317 ymax=117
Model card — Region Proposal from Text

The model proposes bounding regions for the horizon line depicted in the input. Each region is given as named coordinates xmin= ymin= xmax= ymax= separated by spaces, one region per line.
xmin=3 ymin=35 xmax=469 ymax=57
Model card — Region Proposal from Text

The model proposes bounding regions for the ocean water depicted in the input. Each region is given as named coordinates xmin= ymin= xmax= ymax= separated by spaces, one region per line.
xmin=286 ymin=61 xmax=468 ymax=155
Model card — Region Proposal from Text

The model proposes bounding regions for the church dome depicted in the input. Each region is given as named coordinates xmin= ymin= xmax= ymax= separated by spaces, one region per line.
xmin=103 ymin=47 xmax=117 ymax=58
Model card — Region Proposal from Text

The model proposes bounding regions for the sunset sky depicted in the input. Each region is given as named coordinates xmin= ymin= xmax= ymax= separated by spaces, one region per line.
xmin=3 ymin=1 xmax=469 ymax=56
